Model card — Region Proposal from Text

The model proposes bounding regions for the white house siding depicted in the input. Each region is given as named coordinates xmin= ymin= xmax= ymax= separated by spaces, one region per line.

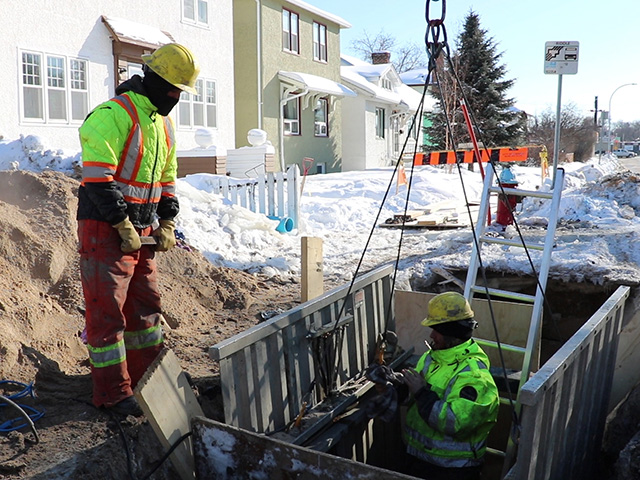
xmin=365 ymin=102 xmax=390 ymax=168
xmin=0 ymin=1 xmax=234 ymax=153
xmin=341 ymin=96 xmax=367 ymax=171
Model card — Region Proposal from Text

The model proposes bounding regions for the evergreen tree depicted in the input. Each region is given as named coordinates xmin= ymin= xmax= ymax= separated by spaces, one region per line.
xmin=427 ymin=11 xmax=525 ymax=150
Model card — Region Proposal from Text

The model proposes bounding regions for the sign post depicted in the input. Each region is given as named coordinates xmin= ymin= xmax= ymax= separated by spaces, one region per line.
xmin=544 ymin=41 xmax=579 ymax=188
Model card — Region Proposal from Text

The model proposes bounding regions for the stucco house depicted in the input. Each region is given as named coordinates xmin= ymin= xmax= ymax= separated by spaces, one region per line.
xmin=340 ymin=53 xmax=427 ymax=171
xmin=232 ymin=0 xmax=355 ymax=174
xmin=0 ymin=1 xmax=235 ymax=154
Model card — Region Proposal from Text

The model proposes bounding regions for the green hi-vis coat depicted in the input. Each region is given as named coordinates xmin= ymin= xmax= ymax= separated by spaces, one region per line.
xmin=77 ymin=77 xmax=178 ymax=229
xmin=404 ymin=339 xmax=499 ymax=468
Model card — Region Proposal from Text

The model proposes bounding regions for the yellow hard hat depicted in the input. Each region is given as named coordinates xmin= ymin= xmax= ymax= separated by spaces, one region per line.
xmin=142 ymin=43 xmax=200 ymax=95
xmin=421 ymin=292 xmax=474 ymax=327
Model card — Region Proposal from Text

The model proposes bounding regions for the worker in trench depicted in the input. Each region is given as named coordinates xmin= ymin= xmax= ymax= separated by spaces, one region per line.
xmin=366 ymin=292 xmax=499 ymax=480
xmin=76 ymin=43 xmax=199 ymax=416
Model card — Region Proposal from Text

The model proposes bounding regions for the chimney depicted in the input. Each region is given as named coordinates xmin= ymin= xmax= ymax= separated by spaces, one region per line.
xmin=371 ymin=51 xmax=391 ymax=65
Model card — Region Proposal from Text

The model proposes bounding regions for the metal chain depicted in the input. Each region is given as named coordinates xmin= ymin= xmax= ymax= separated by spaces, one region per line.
xmin=425 ymin=0 xmax=448 ymax=71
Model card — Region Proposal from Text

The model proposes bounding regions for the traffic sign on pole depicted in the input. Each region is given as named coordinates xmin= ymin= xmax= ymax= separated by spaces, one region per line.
xmin=544 ymin=41 xmax=579 ymax=75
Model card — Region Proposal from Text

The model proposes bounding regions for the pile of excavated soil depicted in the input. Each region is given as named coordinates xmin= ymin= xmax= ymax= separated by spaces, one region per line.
xmin=0 ymin=170 xmax=301 ymax=479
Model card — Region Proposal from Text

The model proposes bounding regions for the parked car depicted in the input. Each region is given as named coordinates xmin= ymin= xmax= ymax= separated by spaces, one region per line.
xmin=613 ymin=149 xmax=635 ymax=158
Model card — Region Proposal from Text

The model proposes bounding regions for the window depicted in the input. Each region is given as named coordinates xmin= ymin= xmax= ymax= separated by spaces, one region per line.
xmin=183 ymin=0 xmax=209 ymax=26
xmin=314 ymin=98 xmax=328 ymax=137
xmin=177 ymin=78 xmax=217 ymax=129
xmin=375 ymin=107 xmax=385 ymax=139
xmin=21 ymin=50 xmax=88 ymax=124
xmin=313 ymin=22 xmax=327 ymax=62
xmin=392 ymin=116 xmax=400 ymax=154
xmin=381 ymin=77 xmax=392 ymax=90
xmin=283 ymin=97 xmax=300 ymax=135
xmin=282 ymin=9 xmax=299 ymax=54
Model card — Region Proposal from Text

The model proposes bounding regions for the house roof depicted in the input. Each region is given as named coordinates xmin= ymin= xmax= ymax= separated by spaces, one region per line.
xmin=340 ymin=68 xmax=403 ymax=106
xmin=101 ymin=15 xmax=174 ymax=48
xmin=278 ymin=71 xmax=356 ymax=98
xmin=399 ymin=68 xmax=435 ymax=86
xmin=340 ymin=63 xmax=426 ymax=112
xmin=283 ymin=0 xmax=351 ymax=28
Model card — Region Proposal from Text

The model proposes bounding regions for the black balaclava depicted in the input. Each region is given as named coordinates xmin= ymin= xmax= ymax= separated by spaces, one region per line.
xmin=431 ymin=320 xmax=474 ymax=341
xmin=142 ymin=68 xmax=181 ymax=116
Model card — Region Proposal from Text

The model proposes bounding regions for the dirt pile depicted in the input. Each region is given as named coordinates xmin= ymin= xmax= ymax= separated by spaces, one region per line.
xmin=0 ymin=170 xmax=301 ymax=479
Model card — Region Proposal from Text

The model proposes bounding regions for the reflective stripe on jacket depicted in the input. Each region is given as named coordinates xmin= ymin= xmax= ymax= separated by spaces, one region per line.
xmin=404 ymin=339 xmax=499 ymax=468
xmin=78 ymin=89 xmax=178 ymax=228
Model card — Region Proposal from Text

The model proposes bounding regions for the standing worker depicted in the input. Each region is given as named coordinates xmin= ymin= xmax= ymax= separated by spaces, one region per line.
xmin=77 ymin=43 xmax=199 ymax=416
xmin=401 ymin=292 xmax=499 ymax=480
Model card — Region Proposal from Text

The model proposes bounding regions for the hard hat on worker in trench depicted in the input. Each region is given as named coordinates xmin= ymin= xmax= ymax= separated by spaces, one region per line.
xmin=422 ymin=292 xmax=477 ymax=329
xmin=142 ymin=43 xmax=200 ymax=94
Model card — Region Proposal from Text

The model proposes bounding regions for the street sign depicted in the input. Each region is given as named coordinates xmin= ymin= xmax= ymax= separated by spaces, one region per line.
xmin=544 ymin=41 xmax=579 ymax=75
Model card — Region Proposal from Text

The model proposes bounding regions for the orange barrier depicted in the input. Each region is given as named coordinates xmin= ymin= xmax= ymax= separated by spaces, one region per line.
xmin=413 ymin=147 xmax=529 ymax=166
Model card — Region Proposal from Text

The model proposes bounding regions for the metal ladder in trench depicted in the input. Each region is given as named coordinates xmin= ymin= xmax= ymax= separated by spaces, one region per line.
xmin=462 ymin=163 xmax=565 ymax=469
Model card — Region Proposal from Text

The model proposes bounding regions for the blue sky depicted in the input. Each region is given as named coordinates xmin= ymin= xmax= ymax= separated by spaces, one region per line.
xmin=314 ymin=0 xmax=640 ymax=123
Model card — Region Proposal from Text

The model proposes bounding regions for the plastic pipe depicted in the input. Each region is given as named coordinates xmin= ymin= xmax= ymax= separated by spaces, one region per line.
xmin=268 ymin=216 xmax=294 ymax=233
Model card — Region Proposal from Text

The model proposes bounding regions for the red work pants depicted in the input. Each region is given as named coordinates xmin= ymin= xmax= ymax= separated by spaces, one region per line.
xmin=78 ymin=219 xmax=164 ymax=408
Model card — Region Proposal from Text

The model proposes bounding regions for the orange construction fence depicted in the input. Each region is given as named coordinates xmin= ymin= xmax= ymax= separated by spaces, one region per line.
xmin=413 ymin=147 xmax=529 ymax=166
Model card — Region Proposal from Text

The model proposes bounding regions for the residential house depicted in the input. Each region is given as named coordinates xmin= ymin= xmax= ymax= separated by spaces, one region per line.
xmin=340 ymin=53 xmax=427 ymax=171
xmin=232 ymin=0 xmax=355 ymax=174
xmin=0 ymin=1 xmax=235 ymax=155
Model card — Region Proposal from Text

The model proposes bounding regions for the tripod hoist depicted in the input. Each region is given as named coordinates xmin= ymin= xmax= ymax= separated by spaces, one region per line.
xmin=309 ymin=1 xmax=565 ymax=478
xmin=301 ymin=1 xmax=565 ymax=477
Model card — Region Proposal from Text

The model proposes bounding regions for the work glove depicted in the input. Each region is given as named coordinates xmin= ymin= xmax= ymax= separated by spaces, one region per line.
xmin=113 ymin=217 xmax=142 ymax=253
xmin=153 ymin=219 xmax=176 ymax=252
xmin=402 ymin=368 xmax=427 ymax=395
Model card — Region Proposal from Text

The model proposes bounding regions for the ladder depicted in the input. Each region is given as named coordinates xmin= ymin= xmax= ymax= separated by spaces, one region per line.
xmin=462 ymin=162 xmax=565 ymax=474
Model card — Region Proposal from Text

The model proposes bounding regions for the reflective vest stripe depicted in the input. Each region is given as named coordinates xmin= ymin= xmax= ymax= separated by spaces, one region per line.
xmin=112 ymin=95 xmax=143 ymax=182
xmin=406 ymin=444 xmax=484 ymax=468
xmin=405 ymin=427 xmax=486 ymax=465
xmin=115 ymin=182 xmax=162 ymax=204
xmin=124 ymin=325 xmax=163 ymax=350
xmin=112 ymin=94 xmax=147 ymax=186
xmin=161 ymin=182 xmax=176 ymax=198
xmin=87 ymin=339 xmax=126 ymax=368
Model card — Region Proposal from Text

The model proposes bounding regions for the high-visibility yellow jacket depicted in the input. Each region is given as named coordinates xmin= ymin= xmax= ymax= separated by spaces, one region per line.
xmin=404 ymin=339 xmax=499 ymax=468
xmin=77 ymin=76 xmax=178 ymax=228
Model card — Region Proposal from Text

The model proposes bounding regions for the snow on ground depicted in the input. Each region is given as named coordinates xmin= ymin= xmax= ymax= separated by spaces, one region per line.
xmin=0 ymin=133 xmax=636 ymax=289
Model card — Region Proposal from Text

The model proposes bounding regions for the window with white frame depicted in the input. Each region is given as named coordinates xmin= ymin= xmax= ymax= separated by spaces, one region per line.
xmin=183 ymin=0 xmax=209 ymax=26
xmin=283 ymin=96 xmax=300 ymax=135
xmin=381 ymin=77 xmax=392 ymax=90
xmin=21 ymin=50 xmax=88 ymax=123
xmin=282 ymin=9 xmax=299 ymax=54
xmin=375 ymin=107 xmax=385 ymax=139
xmin=314 ymin=98 xmax=328 ymax=137
xmin=177 ymin=78 xmax=217 ymax=129
xmin=313 ymin=22 xmax=327 ymax=62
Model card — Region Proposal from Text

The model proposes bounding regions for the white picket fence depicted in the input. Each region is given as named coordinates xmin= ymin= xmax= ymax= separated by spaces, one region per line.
xmin=188 ymin=165 xmax=300 ymax=230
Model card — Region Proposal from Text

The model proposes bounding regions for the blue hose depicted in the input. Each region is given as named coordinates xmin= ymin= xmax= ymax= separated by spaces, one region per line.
xmin=0 ymin=380 xmax=44 ymax=440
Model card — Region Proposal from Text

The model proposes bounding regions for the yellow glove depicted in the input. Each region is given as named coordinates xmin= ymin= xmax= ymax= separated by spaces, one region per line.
xmin=153 ymin=219 xmax=176 ymax=252
xmin=113 ymin=217 xmax=142 ymax=253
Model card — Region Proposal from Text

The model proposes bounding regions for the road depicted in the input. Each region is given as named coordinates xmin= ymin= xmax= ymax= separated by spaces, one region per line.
xmin=618 ymin=155 xmax=640 ymax=173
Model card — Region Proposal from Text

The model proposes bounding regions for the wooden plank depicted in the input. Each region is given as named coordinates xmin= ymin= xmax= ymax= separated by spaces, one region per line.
xmin=301 ymin=236 xmax=324 ymax=302
xmin=192 ymin=417 xmax=416 ymax=479
xmin=276 ymin=171 xmax=285 ymax=217
xmin=134 ymin=348 xmax=204 ymax=480
xmin=258 ymin=174 xmax=266 ymax=214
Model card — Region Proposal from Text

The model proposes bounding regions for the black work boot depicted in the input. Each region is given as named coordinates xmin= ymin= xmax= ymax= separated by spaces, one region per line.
xmin=108 ymin=396 xmax=143 ymax=417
